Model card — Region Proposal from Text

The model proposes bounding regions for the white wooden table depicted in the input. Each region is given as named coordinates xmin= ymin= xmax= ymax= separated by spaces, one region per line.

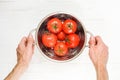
xmin=0 ymin=0 xmax=120 ymax=80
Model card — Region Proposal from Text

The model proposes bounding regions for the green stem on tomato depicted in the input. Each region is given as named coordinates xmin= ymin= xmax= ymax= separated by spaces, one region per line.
xmin=65 ymin=38 xmax=71 ymax=44
xmin=52 ymin=23 xmax=57 ymax=30
xmin=56 ymin=46 xmax=63 ymax=54
xmin=67 ymin=23 xmax=72 ymax=29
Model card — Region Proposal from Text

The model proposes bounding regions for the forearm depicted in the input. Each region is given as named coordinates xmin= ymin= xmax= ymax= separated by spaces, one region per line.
xmin=4 ymin=63 xmax=28 ymax=80
xmin=96 ymin=65 xmax=108 ymax=80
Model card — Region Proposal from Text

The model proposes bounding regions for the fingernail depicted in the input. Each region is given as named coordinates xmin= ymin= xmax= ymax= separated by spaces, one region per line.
xmin=91 ymin=36 xmax=94 ymax=40
xmin=28 ymin=34 xmax=32 ymax=38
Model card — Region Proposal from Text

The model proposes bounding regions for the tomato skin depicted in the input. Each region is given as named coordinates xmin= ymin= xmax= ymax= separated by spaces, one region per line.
xmin=63 ymin=19 xmax=77 ymax=34
xmin=47 ymin=18 xmax=62 ymax=33
xmin=57 ymin=31 xmax=66 ymax=40
xmin=42 ymin=32 xmax=57 ymax=48
xmin=65 ymin=34 xmax=80 ymax=48
xmin=54 ymin=42 xmax=68 ymax=57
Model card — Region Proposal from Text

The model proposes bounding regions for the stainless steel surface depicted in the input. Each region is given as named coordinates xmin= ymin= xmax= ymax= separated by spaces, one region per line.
xmin=33 ymin=12 xmax=88 ymax=62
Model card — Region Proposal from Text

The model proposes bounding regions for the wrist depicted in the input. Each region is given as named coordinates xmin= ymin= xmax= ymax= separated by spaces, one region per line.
xmin=95 ymin=63 xmax=107 ymax=72
xmin=95 ymin=64 xmax=109 ymax=80
xmin=16 ymin=62 xmax=29 ymax=69
xmin=17 ymin=59 xmax=30 ymax=67
xmin=4 ymin=62 xmax=29 ymax=80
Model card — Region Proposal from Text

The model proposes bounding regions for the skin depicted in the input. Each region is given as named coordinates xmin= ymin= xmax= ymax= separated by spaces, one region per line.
xmin=4 ymin=35 xmax=109 ymax=80
xmin=5 ymin=34 xmax=34 ymax=80
xmin=89 ymin=36 xmax=109 ymax=80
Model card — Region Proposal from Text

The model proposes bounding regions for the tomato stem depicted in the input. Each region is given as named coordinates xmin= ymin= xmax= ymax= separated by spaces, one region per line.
xmin=68 ymin=23 xmax=72 ymax=29
xmin=52 ymin=23 xmax=57 ymax=30
xmin=56 ymin=46 xmax=63 ymax=54
xmin=65 ymin=38 xmax=71 ymax=44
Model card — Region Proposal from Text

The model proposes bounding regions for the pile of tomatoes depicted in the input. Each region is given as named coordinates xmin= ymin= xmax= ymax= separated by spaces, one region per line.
xmin=42 ymin=18 xmax=80 ymax=57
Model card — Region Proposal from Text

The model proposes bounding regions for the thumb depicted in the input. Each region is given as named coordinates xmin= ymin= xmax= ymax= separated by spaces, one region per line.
xmin=27 ymin=34 xmax=34 ymax=47
xmin=89 ymin=36 xmax=95 ymax=47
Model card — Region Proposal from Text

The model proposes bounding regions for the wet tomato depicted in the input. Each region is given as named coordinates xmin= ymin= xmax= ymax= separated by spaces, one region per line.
xmin=42 ymin=32 xmax=57 ymax=48
xmin=65 ymin=33 xmax=80 ymax=48
xmin=47 ymin=18 xmax=62 ymax=33
xmin=54 ymin=42 xmax=68 ymax=57
xmin=63 ymin=19 xmax=77 ymax=34
xmin=57 ymin=31 xmax=66 ymax=40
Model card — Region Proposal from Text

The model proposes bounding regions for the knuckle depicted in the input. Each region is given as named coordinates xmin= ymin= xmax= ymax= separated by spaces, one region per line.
xmin=16 ymin=47 xmax=18 ymax=51
xmin=22 ymin=37 xmax=26 ymax=40
xmin=16 ymin=47 xmax=20 ymax=53
xmin=17 ymin=44 xmax=20 ymax=48
xmin=96 ymin=36 xmax=100 ymax=39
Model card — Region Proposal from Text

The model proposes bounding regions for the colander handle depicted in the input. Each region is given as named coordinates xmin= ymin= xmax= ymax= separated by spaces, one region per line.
xmin=85 ymin=31 xmax=93 ymax=47
xmin=29 ymin=28 xmax=37 ymax=45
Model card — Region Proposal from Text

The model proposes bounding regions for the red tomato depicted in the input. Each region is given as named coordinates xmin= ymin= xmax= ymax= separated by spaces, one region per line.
xmin=47 ymin=18 xmax=62 ymax=33
xmin=63 ymin=19 xmax=77 ymax=34
xmin=54 ymin=42 xmax=68 ymax=57
xmin=42 ymin=32 xmax=57 ymax=48
xmin=57 ymin=31 xmax=66 ymax=40
xmin=65 ymin=34 xmax=80 ymax=48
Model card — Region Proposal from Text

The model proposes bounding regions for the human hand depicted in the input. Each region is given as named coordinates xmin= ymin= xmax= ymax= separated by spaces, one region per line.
xmin=4 ymin=35 xmax=35 ymax=80
xmin=89 ymin=36 xmax=108 ymax=69
xmin=16 ymin=34 xmax=35 ymax=66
